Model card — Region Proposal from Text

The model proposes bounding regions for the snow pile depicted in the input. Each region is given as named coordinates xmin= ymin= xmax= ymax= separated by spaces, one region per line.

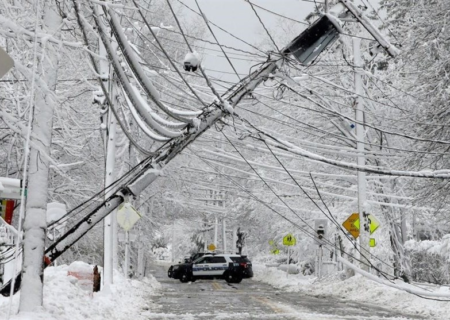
xmin=405 ymin=235 xmax=450 ymax=259
xmin=0 ymin=263 xmax=161 ymax=320
xmin=253 ymin=264 xmax=450 ymax=319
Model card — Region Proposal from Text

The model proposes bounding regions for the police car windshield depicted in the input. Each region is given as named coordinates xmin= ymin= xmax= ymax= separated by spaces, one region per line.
xmin=193 ymin=256 xmax=211 ymax=264
xmin=230 ymin=256 xmax=251 ymax=262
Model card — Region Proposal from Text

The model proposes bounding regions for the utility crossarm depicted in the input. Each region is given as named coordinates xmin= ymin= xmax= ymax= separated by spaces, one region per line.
xmin=0 ymin=36 xmax=301 ymax=297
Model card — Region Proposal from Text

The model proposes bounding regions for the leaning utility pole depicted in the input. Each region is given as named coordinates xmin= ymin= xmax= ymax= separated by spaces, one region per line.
xmin=42 ymin=49 xmax=288 ymax=267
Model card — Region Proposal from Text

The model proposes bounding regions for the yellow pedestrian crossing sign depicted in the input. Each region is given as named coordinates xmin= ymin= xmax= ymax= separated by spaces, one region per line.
xmin=283 ymin=234 xmax=296 ymax=246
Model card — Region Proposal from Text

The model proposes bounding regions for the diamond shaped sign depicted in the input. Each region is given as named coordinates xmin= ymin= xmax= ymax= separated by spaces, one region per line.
xmin=117 ymin=202 xmax=141 ymax=231
xmin=353 ymin=214 xmax=380 ymax=234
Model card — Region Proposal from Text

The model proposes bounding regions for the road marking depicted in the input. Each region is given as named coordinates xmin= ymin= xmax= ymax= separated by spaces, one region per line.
xmin=252 ymin=296 xmax=283 ymax=313
xmin=212 ymin=281 xmax=222 ymax=290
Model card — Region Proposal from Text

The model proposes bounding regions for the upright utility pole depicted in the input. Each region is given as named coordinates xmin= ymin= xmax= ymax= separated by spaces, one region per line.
xmin=103 ymin=94 xmax=117 ymax=287
xmin=353 ymin=38 xmax=370 ymax=272
xmin=19 ymin=6 xmax=61 ymax=312
xmin=100 ymin=27 xmax=117 ymax=288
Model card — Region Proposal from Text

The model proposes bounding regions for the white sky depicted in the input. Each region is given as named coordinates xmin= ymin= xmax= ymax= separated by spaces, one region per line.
xmin=178 ymin=0 xmax=381 ymax=84
xmin=180 ymin=0 xmax=315 ymax=83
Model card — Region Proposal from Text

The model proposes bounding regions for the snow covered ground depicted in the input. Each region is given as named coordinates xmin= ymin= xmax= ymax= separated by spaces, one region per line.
xmin=253 ymin=264 xmax=450 ymax=319
xmin=0 ymin=263 xmax=161 ymax=320
xmin=1 ymin=261 xmax=449 ymax=319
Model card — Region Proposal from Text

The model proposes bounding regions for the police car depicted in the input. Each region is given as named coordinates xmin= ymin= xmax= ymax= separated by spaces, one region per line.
xmin=170 ymin=254 xmax=253 ymax=284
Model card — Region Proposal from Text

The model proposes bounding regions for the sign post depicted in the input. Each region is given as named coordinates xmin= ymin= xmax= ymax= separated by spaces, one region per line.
xmin=117 ymin=202 xmax=141 ymax=277
xmin=283 ymin=234 xmax=296 ymax=277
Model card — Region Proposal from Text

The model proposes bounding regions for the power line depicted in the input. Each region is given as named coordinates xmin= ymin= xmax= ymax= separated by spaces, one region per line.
xmin=243 ymin=0 xmax=309 ymax=26
xmin=174 ymin=0 xmax=268 ymax=56
xmin=245 ymin=0 xmax=280 ymax=52
xmin=194 ymin=0 xmax=241 ymax=80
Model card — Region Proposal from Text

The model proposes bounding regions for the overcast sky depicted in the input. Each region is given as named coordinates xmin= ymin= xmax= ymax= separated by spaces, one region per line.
xmin=176 ymin=0 xmax=381 ymax=85
xmin=180 ymin=0 xmax=315 ymax=83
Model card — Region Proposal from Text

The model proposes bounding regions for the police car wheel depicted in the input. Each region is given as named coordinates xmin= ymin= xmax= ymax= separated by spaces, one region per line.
xmin=233 ymin=276 xmax=242 ymax=284
xmin=225 ymin=272 xmax=233 ymax=283
xmin=180 ymin=271 xmax=191 ymax=283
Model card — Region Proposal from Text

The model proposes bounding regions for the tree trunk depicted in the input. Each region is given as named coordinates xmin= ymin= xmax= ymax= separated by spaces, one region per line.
xmin=19 ymin=6 xmax=61 ymax=312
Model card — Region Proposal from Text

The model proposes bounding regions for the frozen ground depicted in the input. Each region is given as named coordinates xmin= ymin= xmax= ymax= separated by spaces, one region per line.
xmin=0 ymin=263 xmax=161 ymax=320
xmin=253 ymin=264 xmax=450 ymax=319
xmin=0 ymin=261 xmax=448 ymax=319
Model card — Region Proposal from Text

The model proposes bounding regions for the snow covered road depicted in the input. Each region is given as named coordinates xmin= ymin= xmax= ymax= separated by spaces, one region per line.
xmin=145 ymin=263 xmax=425 ymax=320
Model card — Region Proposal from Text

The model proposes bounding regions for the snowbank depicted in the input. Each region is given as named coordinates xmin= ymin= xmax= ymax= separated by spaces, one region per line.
xmin=0 ymin=263 xmax=161 ymax=320
xmin=253 ymin=264 xmax=450 ymax=319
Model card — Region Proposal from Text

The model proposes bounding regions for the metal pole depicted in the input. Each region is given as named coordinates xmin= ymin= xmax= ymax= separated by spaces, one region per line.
xmin=287 ymin=246 xmax=290 ymax=278
xmin=137 ymin=241 xmax=144 ymax=279
xmin=203 ymin=231 xmax=207 ymax=251
xmin=222 ymin=219 xmax=226 ymax=253
xmin=214 ymin=216 xmax=218 ymax=250
xmin=334 ymin=232 xmax=339 ymax=271
xmin=232 ymin=226 xmax=237 ymax=254
xmin=318 ymin=245 xmax=323 ymax=278
xmin=124 ymin=231 xmax=129 ymax=277
xmin=353 ymin=37 xmax=370 ymax=272
xmin=171 ymin=217 xmax=175 ymax=263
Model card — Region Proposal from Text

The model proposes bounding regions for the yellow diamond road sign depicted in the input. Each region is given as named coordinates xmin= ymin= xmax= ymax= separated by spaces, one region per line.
xmin=207 ymin=243 xmax=216 ymax=251
xmin=342 ymin=213 xmax=380 ymax=239
xmin=117 ymin=202 xmax=141 ymax=231
xmin=342 ymin=213 xmax=360 ymax=239
xmin=353 ymin=214 xmax=380 ymax=234
xmin=283 ymin=234 xmax=296 ymax=246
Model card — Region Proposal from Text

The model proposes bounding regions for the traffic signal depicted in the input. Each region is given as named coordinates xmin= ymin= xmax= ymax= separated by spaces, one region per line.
xmin=317 ymin=225 xmax=325 ymax=239
xmin=314 ymin=219 xmax=328 ymax=243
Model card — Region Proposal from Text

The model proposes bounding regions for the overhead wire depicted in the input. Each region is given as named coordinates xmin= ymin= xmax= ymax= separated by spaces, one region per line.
xmin=193 ymin=0 xmax=241 ymax=81
xmin=186 ymin=148 xmax=409 ymax=287
xmin=173 ymin=0 xmax=268 ymax=56
xmin=128 ymin=0 xmax=209 ymax=108
xmin=242 ymin=0 xmax=308 ymax=26
xmin=165 ymin=0 xmax=226 ymax=103
xmin=201 ymin=125 xmax=434 ymax=291
xmin=244 ymin=0 xmax=280 ymax=52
